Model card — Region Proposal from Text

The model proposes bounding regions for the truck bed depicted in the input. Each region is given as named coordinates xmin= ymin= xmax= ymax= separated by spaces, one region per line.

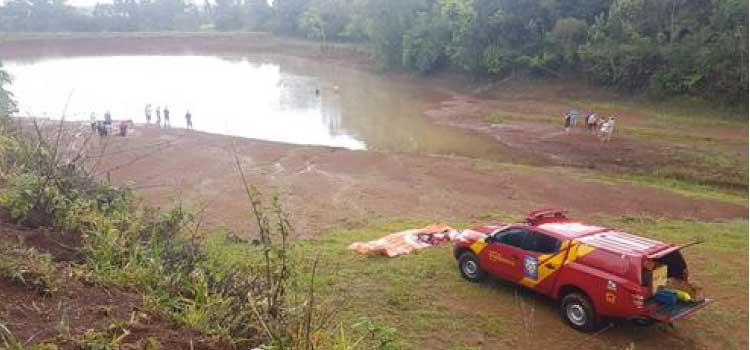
xmin=646 ymin=298 xmax=713 ymax=322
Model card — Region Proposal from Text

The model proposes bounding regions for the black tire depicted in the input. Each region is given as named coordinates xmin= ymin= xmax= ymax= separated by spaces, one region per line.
xmin=458 ymin=251 xmax=486 ymax=282
xmin=561 ymin=292 xmax=599 ymax=332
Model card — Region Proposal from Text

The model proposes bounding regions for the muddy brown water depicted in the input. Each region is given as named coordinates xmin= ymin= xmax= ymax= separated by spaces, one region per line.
xmin=5 ymin=54 xmax=514 ymax=160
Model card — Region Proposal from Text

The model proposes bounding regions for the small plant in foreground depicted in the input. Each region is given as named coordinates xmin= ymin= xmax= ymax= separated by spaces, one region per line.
xmin=0 ymin=241 xmax=60 ymax=295
xmin=72 ymin=321 xmax=130 ymax=350
xmin=0 ymin=322 xmax=59 ymax=350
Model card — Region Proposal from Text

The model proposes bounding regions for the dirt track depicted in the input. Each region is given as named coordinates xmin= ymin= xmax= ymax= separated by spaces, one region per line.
xmin=94 ymin=126 xmax=745 ymax=237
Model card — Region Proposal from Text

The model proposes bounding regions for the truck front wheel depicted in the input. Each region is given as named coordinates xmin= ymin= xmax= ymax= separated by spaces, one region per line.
xmin=561 ymin=292 xmax=599 ymax=332
xmin=458 ymin=251 xmax=486 ymax=282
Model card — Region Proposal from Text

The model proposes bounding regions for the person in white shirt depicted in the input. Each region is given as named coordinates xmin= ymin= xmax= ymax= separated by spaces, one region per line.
xmin=145 ymin=104 xmax=152 ymax=124
xmin=600 ymin=117 xmax=616 ymax=142
xmin=586 ymin=112 xmax=598 ymax=133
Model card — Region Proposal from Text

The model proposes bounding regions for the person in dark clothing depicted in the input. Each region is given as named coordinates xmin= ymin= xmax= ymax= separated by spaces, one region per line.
xmin=163 ymin=106 xmax=170 ymax=128
xmin=96 ymin=121 xmax=107 ymax=137
xmin=145 ymin=104 xmax=152 ymax=124
xmin=89 ymin=112 xmax=97 ymax=131
xmin=119 ymin=120 xmax=128 ymax=136
xmin=185 ymin=110 xmax=192 ymax=129
xmin=563 ymin=113 xmax=571 ymax=133
xmin=104 ymin=111 xmax=113 ymax=135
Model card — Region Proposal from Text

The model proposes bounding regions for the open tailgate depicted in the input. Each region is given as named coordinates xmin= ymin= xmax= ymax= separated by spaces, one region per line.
xmin=645 ymin=298 xmax=713 ymax=323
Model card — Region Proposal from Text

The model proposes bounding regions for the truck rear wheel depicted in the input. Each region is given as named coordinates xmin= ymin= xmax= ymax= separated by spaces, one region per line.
xmin=561 ymin=292 xmax=599 ymax=332
xmin=458 ymin=251 xmax=486 ymax=282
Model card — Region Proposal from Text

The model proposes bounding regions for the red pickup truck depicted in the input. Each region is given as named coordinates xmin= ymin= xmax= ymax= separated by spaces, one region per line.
xmin=453 ymin=209 xmax=711 ymax=331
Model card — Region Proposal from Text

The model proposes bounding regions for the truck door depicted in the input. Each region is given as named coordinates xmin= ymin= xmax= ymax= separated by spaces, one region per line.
xmin=479 ymin=228 xmax=529 ymax=282
xmin=518 ymin=230 xmax=564 ymax=295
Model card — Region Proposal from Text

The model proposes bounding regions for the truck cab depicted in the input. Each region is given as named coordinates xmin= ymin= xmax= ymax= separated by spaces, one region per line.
xmin=453 ymin=209 xmax=712 ymax=331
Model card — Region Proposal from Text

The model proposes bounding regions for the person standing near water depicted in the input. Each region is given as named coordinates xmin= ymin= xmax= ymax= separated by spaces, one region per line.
xmin=156 ymin=106 xmax=162 ymax=127
xmin=104 ymin=110 xmax=112 ymax=134
xmin=586 ymin=112 xmax=597 ymax=133
xmin=145 ymin=104 xmax=152 ymax=124
xmin=599 ymin=117 xmax=616 ymax=142
xmin=89 ymin=112 xmax=97 ymax=131
xmin=570 ymin=109 xmax=578 ymax=127
xmin=163 ymin=106 xmax=170 ymax=128
xmin=119 ymin=120 xmax=128 ymax=137
xmin=185 ymin=110 xmax=192 ymax=130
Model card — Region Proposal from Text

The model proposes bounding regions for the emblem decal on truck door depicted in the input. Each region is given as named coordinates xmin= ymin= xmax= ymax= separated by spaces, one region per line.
xmin=523 ymin=256 xmax=538 ymax=280
xmin=607 ymin=280 xmax=617 ymax=291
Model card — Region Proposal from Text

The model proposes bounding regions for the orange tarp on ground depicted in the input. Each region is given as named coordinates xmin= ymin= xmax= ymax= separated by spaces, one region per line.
xmin=347 ymin=223 xmax=459 ymax=257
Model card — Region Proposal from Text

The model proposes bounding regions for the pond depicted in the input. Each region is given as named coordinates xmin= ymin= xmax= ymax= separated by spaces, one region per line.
xmin=5 ymin=54 xmax=509 ymax=159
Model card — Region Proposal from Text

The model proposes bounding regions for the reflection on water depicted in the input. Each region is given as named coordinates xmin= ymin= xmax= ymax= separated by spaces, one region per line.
xmin=6 ymin=56 xmax=364 ymax=149
xmin=5 ymin=55 xmax=510 ymax=160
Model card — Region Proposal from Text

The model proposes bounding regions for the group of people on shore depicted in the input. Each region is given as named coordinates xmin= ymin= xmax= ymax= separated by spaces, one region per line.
xmin=144 ymin=104 xmax=193 ymax=129
xmin=88 ymin=104 xmax=194 ymax=138
xmin=90 ymin=110 xmax=130 ymax=137
xmin=563 ymin=109 xmax=616 ymax=142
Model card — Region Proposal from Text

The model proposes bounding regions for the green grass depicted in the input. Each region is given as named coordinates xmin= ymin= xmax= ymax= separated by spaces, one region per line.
xmin=484 ymin=111 xmax=555 ymax=125
xmin=565 ymin=97 xmax=748 ymax=127
xmin=473 ymin=157 xmax=747 ymax=206
xmin=597 ymin=216 xmax=749 ymax=350
xmin=618 ymin=125 xmax=731 ymax=146
xmin=572 ymin=169 xmax=748 ymax=206
xmin=292 ymin=218 xmax=514 ymax=349
xmin=291 ymin=216 xmax=748 ymax=349
xmin=485 ymin=94 xmax=748 ymax=191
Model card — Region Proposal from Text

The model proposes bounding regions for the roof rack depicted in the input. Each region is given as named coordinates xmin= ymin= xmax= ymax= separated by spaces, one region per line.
xmin=525 ymin=209 xmax=568 ymax=226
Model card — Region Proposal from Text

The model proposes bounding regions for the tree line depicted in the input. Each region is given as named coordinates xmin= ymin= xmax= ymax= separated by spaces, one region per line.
xmin=0 ymin=0 xmax=747 ymax=105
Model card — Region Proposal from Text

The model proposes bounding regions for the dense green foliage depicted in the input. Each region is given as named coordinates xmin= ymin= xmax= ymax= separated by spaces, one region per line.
xmin=0 ymin=0 xmax=267 ymax=32
xmin=0 ymin=0 xmax=747 ymax=104
xmin=350 ymin=0 xmax=747 ymax=105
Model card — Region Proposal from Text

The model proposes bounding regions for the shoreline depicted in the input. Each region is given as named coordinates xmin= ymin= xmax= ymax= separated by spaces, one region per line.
xmin=2 ymin=34 xmax=746 ymax=235
xmin=80 ymin=122 xmax=746 ymax=236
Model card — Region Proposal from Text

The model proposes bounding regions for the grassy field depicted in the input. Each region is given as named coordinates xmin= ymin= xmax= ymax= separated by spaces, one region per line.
xmin=485 ymin=92 xmax=749 ymax=191
xmin=564 ymin=96 xmax=748 ymax=125
xmin=318 ymin=217 xmax=744 ymax=349
xmin=571 ymin=170 xmax=748 ymax=206
xmin=245 ymin=214 xmax=748 ymax=350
